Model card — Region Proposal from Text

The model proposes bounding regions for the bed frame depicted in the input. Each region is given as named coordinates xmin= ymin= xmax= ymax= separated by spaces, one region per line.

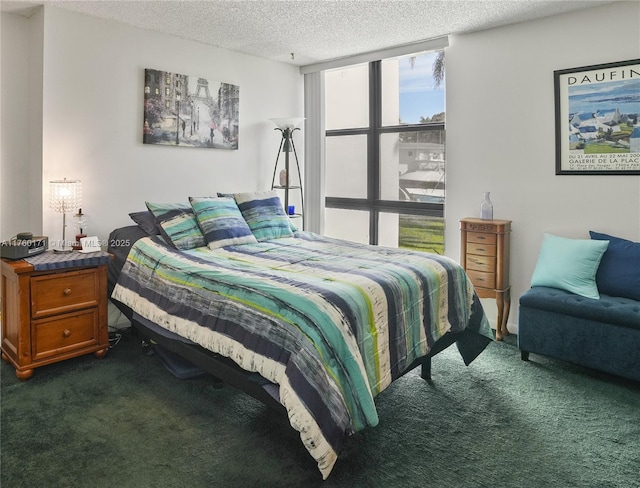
xmin=124 ymin=310 xmax=466 ymax=416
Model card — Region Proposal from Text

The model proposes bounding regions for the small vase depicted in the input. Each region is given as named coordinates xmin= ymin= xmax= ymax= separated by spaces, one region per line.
xmin=480 ymin=192 xmax=493 ymax=220
xmin=279 ymin=169 xmax=288 ymax=187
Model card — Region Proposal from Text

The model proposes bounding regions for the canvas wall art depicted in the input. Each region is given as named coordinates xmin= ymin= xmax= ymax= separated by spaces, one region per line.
xmin=554 ymin=59 xmax=640 ymax=175
xmin=143 ymin=68 xmax=239 ymax=149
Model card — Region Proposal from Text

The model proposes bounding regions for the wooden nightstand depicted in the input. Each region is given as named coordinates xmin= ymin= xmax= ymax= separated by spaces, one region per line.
xmin=1 ymin=251 xmax=111 ymax=380
xmin=460 ymin=218 xmax=511 ymax=340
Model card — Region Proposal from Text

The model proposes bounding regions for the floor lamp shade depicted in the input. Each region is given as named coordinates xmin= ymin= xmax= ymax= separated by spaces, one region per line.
xmin=270 ymin=117 xmax=305 ymax=130
xmin=49 ymin=178 xmax=82 ymax=251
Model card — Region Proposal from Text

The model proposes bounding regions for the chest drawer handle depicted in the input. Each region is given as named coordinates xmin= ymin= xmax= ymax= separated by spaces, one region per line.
xmin=63 ymin=288 xmax=72 ymax=296
xmin=63 ymin=329 xmax=71 ymax=338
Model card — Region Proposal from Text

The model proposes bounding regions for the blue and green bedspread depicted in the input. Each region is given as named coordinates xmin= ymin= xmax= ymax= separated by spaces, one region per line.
xmin=112 ymin=231 xmax=492 ymax=478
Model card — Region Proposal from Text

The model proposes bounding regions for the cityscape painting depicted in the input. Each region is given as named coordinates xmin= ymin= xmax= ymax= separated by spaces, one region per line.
xmin=143 ymin=68 xmax=239 ymax=149
xmin=555 ymin=59 xmax=640 ymax=174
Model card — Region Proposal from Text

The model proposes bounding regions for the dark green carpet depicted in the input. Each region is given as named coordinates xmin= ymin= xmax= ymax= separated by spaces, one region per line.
xmin=2 ymin=329 xmax=639 ymax=488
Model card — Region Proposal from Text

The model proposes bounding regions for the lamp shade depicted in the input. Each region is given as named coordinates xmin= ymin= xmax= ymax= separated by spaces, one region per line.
xmin=270 ymin=117 xmax=305 ymax=130
xmin=49 ymin=179 xmax=82 ymax=214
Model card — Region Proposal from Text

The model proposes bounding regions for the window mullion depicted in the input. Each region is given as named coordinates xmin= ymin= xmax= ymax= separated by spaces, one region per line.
xmin=369 ymin=61 xmax=383 ymax=245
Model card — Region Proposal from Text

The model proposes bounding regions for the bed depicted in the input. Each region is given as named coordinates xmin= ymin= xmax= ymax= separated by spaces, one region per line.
xmin=108 ymin=194 xmax=493 ymax=479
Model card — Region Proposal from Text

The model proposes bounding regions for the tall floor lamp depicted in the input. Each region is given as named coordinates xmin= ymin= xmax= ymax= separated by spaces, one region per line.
xmin=270 ymin=117 xmax=304 ymax=223
xmin=49 ymin=178 xmax=82 ymax=253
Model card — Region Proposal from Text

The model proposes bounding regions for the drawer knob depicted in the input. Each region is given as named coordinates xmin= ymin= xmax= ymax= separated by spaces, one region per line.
xmin=63 ymin=288 xmax=72 ymax=296
xmin=63 ymin=329 xmax=71 ymax=338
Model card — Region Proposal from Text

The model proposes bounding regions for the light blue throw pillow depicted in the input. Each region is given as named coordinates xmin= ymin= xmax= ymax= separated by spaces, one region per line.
xmin=189 ymin=196 xmax=257 ymax=249
xmin=530 ymin=233 xmax=609 ymax=299
xmin=146 ymin=202 xmax=206 ymax=250
xmin=234 ymin=190 xmax=294 ymax=241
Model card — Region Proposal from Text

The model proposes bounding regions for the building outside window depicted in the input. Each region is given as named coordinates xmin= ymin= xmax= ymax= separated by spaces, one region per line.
xmin=324 ymin=51 xmax=446 ymax=254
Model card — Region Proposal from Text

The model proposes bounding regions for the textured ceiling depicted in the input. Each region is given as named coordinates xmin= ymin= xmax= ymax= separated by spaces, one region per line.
xmin=2 ymin=0 xmax=618 ymax=66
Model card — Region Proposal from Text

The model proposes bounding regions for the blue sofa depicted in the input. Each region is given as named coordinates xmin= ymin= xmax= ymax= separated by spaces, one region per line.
xmin=518 ymin=286 xmax=640 ymax=382
xmin=518 ymin=231 xmax=640 ymax=382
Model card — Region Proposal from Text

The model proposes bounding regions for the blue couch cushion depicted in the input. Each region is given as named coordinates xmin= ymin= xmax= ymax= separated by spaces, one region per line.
xmin=589 ymin=231 xmax=640 ymax=301
xmin=519 ymin=286 xmax=640 ymax=331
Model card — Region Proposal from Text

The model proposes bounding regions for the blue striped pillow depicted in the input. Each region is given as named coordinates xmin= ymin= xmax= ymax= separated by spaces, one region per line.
xmin=189 ymin=196 xmax=257 ymax=249
xmin=234 ymin=191 xmax=293 ymax=241
xmin=145 ymin=202 xmax=206 ymax=250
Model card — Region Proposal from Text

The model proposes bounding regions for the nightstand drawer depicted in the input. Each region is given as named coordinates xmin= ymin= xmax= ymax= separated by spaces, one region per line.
xmin=466 ymin=269 xmax=496 ymax=289
xmin=467 ymin=242 xmax=496 ymax=256
xmin=466 ymin=232 xmax=497 ymax=246
xmin=466 ymin=254 xmax=496 ymax=273
xmin=32 ymin=309 xmax=100 ymax=360
xmin=31 ymin=269 xmax=99 ymax=318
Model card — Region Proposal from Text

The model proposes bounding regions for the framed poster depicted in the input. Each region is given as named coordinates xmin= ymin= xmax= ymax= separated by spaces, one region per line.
xmin=143 ymin=68 xmax=239 ymax=149
xmin=554 ymin=59 xmax=640 ymax=175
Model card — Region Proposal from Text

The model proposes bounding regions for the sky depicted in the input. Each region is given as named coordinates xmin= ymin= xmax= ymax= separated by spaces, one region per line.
xmin=399 ymin=52 xmax=445 ymax=123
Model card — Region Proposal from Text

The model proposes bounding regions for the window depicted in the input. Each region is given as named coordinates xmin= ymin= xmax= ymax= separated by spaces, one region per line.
xmin=324 ymin=51 xmax=445 ymax=253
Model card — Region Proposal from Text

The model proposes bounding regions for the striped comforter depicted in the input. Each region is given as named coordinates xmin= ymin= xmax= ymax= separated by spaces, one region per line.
xmin=112 ymin=231 xmax=492 ymax=478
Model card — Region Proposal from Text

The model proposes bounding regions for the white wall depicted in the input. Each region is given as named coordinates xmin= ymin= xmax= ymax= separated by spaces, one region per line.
xmin=1 ymin=10 xmax=43 ymax=238
xmin=1 ymin=13 xmax=28 ymax=238
xmin=1 ymin=5 xmax=303 ymax=246
xmin=445 ymin=1 xmax=640 ymax=332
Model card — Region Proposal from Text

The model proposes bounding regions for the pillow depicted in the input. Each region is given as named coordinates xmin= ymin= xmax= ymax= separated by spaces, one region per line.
xmin=233 ymin=190 xmax=294 ymax=241
xmin=145 ymin=202 xmax=206 ymax=250
xmin=129 ymin=211 xmax=159 ymax=235
xmin=221 ymin=191 xmax=298 ymax=233
xmin=589 ymin=231 xmax=640 ymax=301
xmin=530 ymin=233 xmax=609 ymax=299
xmin=189 ymin=196 xmax=257 ymax=249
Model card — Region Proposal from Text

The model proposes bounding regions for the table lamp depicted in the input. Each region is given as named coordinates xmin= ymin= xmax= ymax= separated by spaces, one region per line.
xmin=49 ymin=178 xmax=82 ymax=252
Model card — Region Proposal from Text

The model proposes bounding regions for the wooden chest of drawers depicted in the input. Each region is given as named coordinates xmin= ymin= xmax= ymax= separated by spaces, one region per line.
xmin=1 ymin=256 xmax=110 ymax=380
xmin=460 ymin=218 xmax=511 ymax=340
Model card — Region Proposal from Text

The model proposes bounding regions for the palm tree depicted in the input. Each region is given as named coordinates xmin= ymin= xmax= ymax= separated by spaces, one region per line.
xmin=408 ymin=51 xmax=445 ymax=88
xmin=432 ymin=51 xmax=445 ymax=88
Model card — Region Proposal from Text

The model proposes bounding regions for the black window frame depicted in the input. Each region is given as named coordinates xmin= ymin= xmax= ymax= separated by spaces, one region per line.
xmin=325 ymin=60 xmax=445 ymax=245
